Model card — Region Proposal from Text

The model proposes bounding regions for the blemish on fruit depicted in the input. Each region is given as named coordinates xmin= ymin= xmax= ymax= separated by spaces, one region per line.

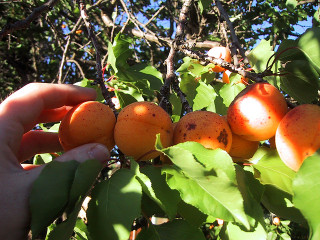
xmin=186 ymin=123 xmax=196 ymax=130
xmin=217 ymin=129 xmax=228 ymax=147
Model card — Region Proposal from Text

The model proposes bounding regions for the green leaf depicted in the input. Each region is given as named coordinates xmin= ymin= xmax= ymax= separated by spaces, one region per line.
xmin=136 ymin=219 xmax=206 ymax=240
xmin=297 ymin=27 xmax=320 ymax=74
xmin=107 ymin=33 xmax=133 ymax=73
xmin=286 ymin=0 xmax=297 ymax=11
xmin=180 ymin=73 xmax=199 ymax=107
xmin=66 ymin=159 xmax=102 ymax=214
xmin=159 ymin=142 xmax=250 ymax=229
xmin=30 ymin=161 xmax=80 ymax=238
xmin=33 ymin=153 xmax=53 ymax=165
xmin=87 ymin=169 xmax=142 ymax=240
xmin=293 ymin=152 xmax=320 ymax=240
xmin=252 ymin=147 xmax=296 ymax=195
xmin=139 ymin=165 xmax=181 ymax=219
xmin=261 ymin=184 xmax=306 ymax=223
xmin=193 ymin=81 xmax=217 ymax=111
xmin=177 ymin=201 xmax=208 ymax=227
xmin=115 ymin=88 xmax=143 ymax=108
xmin=198 ymin=0 xmax=211 ymax=13
xmin=221 ymin=221 xmax=267 ymax=240
xmin=74 ymin=219 xmax=91 ymax=240
xmin=280 ymin=60 xmax=319 ymax=103
xmin=247 ymin=40 xmax=274 ymax=72
xmin=219 ymin=77 xmax=246 ymax=107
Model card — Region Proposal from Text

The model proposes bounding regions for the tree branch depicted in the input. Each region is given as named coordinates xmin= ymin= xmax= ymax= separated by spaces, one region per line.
xmin=0 ymin=0 xmax=60 ymax=40
xmin=214 ymin=0 xmax=248 ymax=65
xmin=159 ymin=0 xmax=193 ymax=114
xmin=78 ymin=0 xmax=116 ymax=113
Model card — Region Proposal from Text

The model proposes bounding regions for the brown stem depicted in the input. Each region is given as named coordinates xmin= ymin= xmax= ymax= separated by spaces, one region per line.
xmin=159 ymin=0 xmax=193 ymax=114
xmin=78 ymin=0 xmax=116 ymax=113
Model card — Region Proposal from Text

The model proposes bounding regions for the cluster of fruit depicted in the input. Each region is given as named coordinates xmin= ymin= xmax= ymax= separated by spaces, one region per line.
xmin=58 ymin=48 xmax=320 ymax=172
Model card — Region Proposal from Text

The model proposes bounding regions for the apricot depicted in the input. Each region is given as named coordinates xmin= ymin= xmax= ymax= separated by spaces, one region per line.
xmin=222 ymin=115 xmax=259 ymax=160
xmin=222 ymin=70 xmax=249 ymax=85
xmin=207 ymin=46 xmax=232 ymax=73
xmin=229 ymin=133 xmax=259 ymax=160
xmin=275 ymin=104 xmax=320 ymax=171
xmin=227 ymin=82 xmax=288 ymax=141
xmin=173 ymin=111 xmax=232 ymax=152
xmin=222 ymin=70 xmax=231 ymax=84
xmin=59 ymin=101 xmax=116 ymax=151
xmin=114 ymin=101 xmax=173 ymax=161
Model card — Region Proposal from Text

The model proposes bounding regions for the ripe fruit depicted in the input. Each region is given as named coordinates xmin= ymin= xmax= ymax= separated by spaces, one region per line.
xmin=275 ymin=104 xmax=320 ymax=171
xmin=222 ymin=115 xmax=259 ymax=160
xmin=222 ymin=70 xmax=249 ymax=85
xmin=173 ymin=111 xmax=232 ymax=152
xmin=59 ymin=101 xmax=116 ymax=151
xmin=114 ymin=101 xmax=173 ymax=161
xmin=222 ymin=70 xmax=231 ymax=84
xmin=227 ymin=82 xmax=288 ymax=141
xmin=207 ymin=46 xmax=232 ymax=73
xmin=229 ymin=133 xmax=259 ymax=160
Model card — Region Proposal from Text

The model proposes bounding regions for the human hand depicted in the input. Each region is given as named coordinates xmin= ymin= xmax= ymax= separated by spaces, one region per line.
xmin=0 ymin=83 xmax=110 ymax=240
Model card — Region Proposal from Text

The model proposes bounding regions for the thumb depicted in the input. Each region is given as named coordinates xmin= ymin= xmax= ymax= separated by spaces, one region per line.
xmin=55 ymin=143 xmax=110 ymax=165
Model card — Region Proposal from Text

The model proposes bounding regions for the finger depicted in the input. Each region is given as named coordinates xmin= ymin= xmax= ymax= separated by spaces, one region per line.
xmin=27 ymin=143 xmax=110 ymax=177
xmin=37 ymin=106 xmax=73 ymax=123
xmin=21 ymin=164 xmax=40 ymax=171
xmin=0 ymin=83 xmax=96 ymax=163
xmin=17 ymin=130 xmax=62 ymax=163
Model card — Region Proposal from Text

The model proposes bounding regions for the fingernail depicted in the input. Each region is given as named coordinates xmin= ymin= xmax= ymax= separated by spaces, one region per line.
xmin=88 ymin=144 xmax=110 ymax=164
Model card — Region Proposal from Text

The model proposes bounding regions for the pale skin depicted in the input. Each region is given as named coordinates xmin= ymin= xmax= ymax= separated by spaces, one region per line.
xmin=0 ymin=83 xmax=110 ymax=240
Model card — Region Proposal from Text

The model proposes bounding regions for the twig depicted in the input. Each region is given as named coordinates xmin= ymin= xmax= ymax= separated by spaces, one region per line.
xmin=0 ymin=0 xmax=60 ymax=40
xmin=159 ymin=0 xmax=193 ymax=114
xmin=77 ymin=0 xmax=116 ymax=113
xmin=57 ymin=16 xmax=82 ymax=83
xmin=214 ymin=0 xmax=248 ymax=65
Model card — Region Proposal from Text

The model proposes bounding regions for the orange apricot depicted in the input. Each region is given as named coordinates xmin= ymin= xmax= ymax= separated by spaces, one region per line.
xmin=275 ymin=104 xmax=320 ymax=171
xmin=227 ymin=82 xmax=288 ymax=141
xmin=173 ymin=111 xmax=232 ymax=152
xmin=114 ymin=101 xmax=173 ymax=161
xmin=59 ymin=101 xmax=116 ymax=151
xmin=222 ymin=70 xmax=231 ymax=83
xmin=207 ymin=46 xmax=232 ymax=73
xmin=229 ymin=133 xmax=259 ymax=160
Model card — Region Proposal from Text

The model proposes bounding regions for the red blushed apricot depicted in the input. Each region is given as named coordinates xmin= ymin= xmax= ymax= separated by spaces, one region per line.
xmin=59 ymin=101 xmax=116 ymax=151
xmin=227 ymin=82 xmax=288 ymax=141
xmin=114 ymin=101 xmax=173 ymax=161
xmin=173 ymin=111 xmax=232 ymax=152
xmin=229 ymin=133 xmax=259 ymax=161
xmin=208 ymin=47 xmax=232 ymax=73
xmin=275 ymin=104 xmax=320 ymax=171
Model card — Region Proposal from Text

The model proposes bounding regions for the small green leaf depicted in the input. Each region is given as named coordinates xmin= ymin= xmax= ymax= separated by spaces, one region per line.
xmin=87 ymin=169 xmax=142 ymax=240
